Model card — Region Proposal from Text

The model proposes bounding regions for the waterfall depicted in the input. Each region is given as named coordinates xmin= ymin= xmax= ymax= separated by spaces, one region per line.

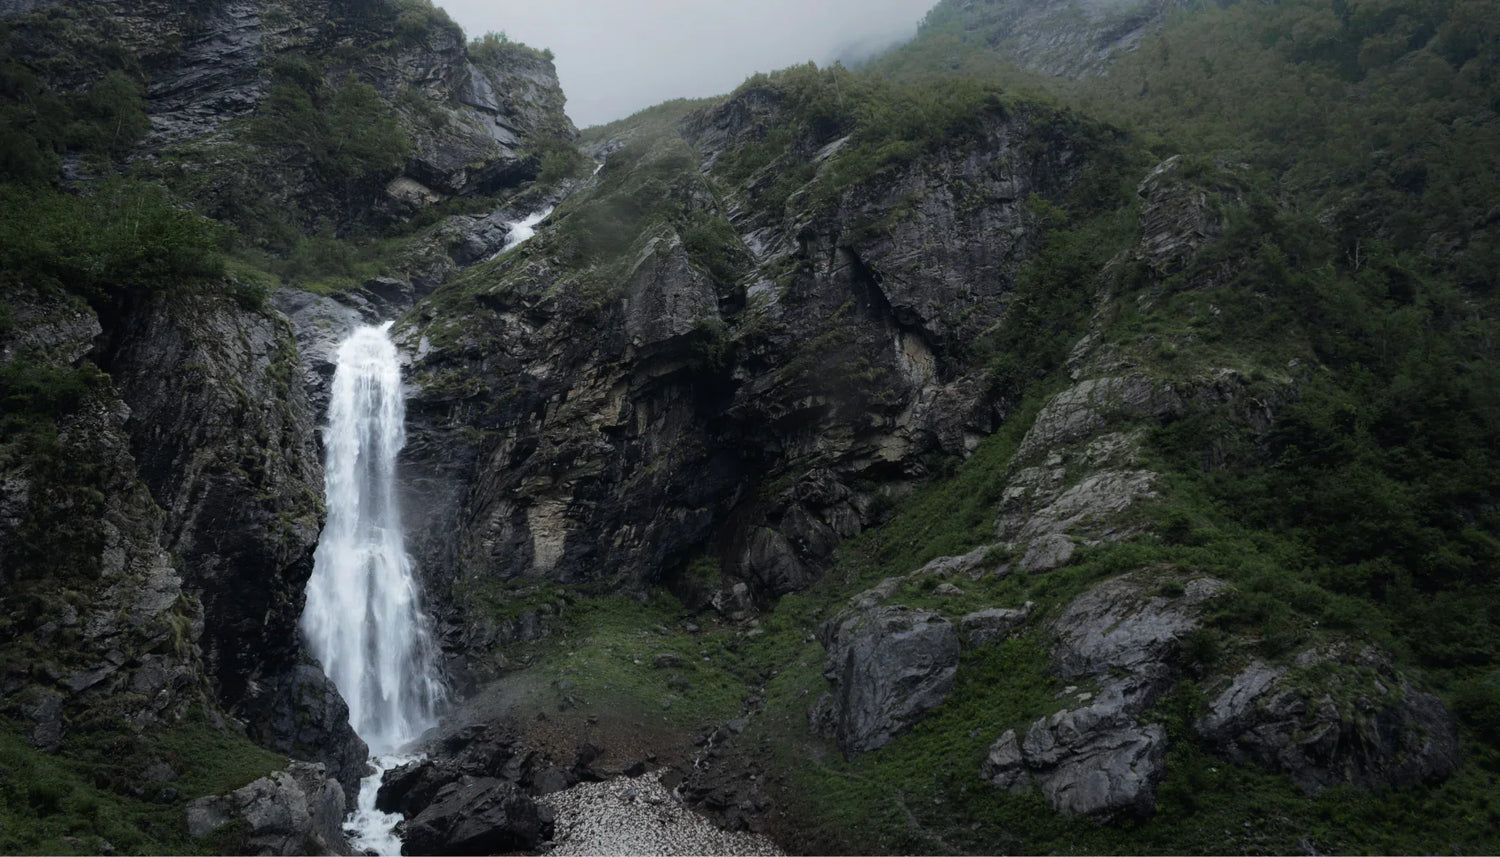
xmin=486 ymin=206 xmax=554 ymax=261
xmin=300 ymin=322 xmax=444 ymax=852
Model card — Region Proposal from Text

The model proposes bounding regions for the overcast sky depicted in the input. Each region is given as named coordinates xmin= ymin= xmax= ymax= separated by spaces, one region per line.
xmin=436 ymin=0 xmax=938 ymax=128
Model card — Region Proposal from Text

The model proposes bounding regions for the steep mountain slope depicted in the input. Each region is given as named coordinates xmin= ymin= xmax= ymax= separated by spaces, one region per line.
xmin=0 ymin=0 xmax=578 ymax=851
xmin=1 ymin=0 xmax=1498 ymax=853
xmin=363 ymin=1 xmax=1499 ymax=853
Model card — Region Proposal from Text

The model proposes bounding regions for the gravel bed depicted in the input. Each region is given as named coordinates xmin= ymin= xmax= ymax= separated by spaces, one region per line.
xmin=538 ymin=773 xmax=783 ymax=856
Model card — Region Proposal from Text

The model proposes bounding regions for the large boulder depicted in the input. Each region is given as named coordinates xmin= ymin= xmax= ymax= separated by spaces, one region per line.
xmin=984 ymin=693 xmax=1168 ymax=817
xmin=185 ymin=761 xmax=351 ymax=856
xmin=819 ymin=605 xmax=960 ymax=756
xmin=400 ymin=776 xmax=553 ymax=856
xmin=240 ymin=662 xmax=370 ymax=803
xmin=1196 ymin=648 xmax=1461 ymax=792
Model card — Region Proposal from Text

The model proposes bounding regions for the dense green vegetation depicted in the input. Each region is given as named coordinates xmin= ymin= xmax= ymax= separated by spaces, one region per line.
xmin=711 ymin=0 xmax=1500 ymax=849
xmin=0 ymin=181 xmax=229 ymax=303
xmin=246 ymin=57 xmax=411 ymax=182
xmin=0 ymin=714 xmax=286 ymax=855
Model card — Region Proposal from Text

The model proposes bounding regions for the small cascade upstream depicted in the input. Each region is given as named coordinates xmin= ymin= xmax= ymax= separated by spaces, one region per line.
xmin=300 ymin=322 xmax=445 ymax=854
xmin=487 ymin=206 xmax=554 ymax=260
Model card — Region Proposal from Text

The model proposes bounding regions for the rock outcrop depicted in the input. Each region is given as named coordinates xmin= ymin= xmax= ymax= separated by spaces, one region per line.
xmin=384 ymin=85 xmax=1114 ymax=677
xmin=105 ymin=292 xmax=369 ymax=797
xmin=1196 ymin=647 xmax=1461 ymax=792
xmin=982 ymin=571 xmax=1228 ymax=817
xmin=818 ymin=605 xmax=960 ymax=756
xmin=238 ymin=662 xmax=370 ymax=803
xmin=399 ymin=776 xmax=554 ymax=856
xmin=186 ymin=761 xmax=351 ymax=856
xmin=107 ymin=294 xmax=322 ymax=713
xmin=980 ymin=570 xmax=1463 ymax=817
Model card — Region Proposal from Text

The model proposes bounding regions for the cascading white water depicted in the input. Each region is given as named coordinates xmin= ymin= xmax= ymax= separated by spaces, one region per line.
xmin=300 ymin=322 xmax=444 ymax=852
xmin=486 ymin=206 xmax=554 ymax=261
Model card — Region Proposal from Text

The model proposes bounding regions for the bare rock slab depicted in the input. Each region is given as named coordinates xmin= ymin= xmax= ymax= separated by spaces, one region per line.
xmin=820 ymin=605 xmax=960 ymax=756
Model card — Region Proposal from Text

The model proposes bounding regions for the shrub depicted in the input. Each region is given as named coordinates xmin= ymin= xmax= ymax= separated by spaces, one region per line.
xmin=246 ymin=60 xmax=410 ymax=180
xmin=0 ymin=180 xmax=228 ymax=301
xmin=1452 ymin=672 xmax=1500 ymax=743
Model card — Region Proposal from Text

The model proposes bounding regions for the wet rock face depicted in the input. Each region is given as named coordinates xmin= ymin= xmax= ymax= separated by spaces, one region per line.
xmin=239 ymin=662 xmax=370 ymax=803
xmin=393 ymin=97 xmax=1105 ymax=630
xmin=144 ymin=0 xmax=265 ymax=141
xmin=374 ymin=720 xmax=578 ymax=857
xmin=819 ymin=605 xmax=961 ymax=756
xmin=1196 ymin=649 xmax=1461 ymax=793
xmin=186 ymin=761 xmax=351 ymax=856
xmin=107 ymin=294 xmax=323 ymax=713
xmin=102 ymin=292 xmax=375 ymax=795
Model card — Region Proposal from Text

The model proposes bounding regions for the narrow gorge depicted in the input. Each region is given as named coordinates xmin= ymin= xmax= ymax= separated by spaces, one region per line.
xmin=2 ymin=0 xmax=1498 ymax=854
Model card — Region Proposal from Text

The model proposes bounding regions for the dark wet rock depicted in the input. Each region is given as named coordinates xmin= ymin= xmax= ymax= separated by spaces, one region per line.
xmin=145 ymin=0 xmax=264 ymax=141
xmin=108 ymin=293 xmax=323 ymax=715
xmin=1196 ymin=648 xmax=1461 ymax=793
xmin=384 ymin=89 xmax=1109 ymax=646
xmin=186 ymin=761 xmax=351 ymax=856
xmin=624 ymin=234 xmax=720 ymax=350
xmin=376 ymin=717 xmax=580 ymax=811
xmin=401 ymin=776 xmax=553 ymax=856
xmin=820 ymin=605 xmax=960 ymax=756
xmin=376 ymin=759 xmax=452 ymax=817
xmin=240 ymin=662 xmax=369 ymax=803
xmin=271 ymin=288 xmax=369 ymax=416
xmin=531 ymin=765 xmax=577 ymax=795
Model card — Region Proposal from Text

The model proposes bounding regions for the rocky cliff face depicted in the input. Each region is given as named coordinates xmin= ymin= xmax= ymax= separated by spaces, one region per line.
xmin=0 ymin=286 xmax=208 ymax=749
xmin=376 ymin=86 xmax=1116 ymax=679
xmin=4 ymin=0 xmax=576 ymax=238
xmin=0 ymin=282 xmax=367 ymax=803
xmin=1 ymin=0 xmax=579 ymax=810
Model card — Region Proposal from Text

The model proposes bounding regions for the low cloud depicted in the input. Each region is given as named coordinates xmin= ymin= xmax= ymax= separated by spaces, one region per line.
xmin=436 ymin=0 xmax=937 ymax=127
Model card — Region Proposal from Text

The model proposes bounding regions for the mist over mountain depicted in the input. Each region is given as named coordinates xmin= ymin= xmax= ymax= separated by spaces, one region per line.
xmin=435 ymin=0 xmax=936 ymax=126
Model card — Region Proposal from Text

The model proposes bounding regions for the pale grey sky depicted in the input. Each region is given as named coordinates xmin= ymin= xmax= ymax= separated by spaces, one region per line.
xmin=435 ymin=0 xmax=938 ymax=128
